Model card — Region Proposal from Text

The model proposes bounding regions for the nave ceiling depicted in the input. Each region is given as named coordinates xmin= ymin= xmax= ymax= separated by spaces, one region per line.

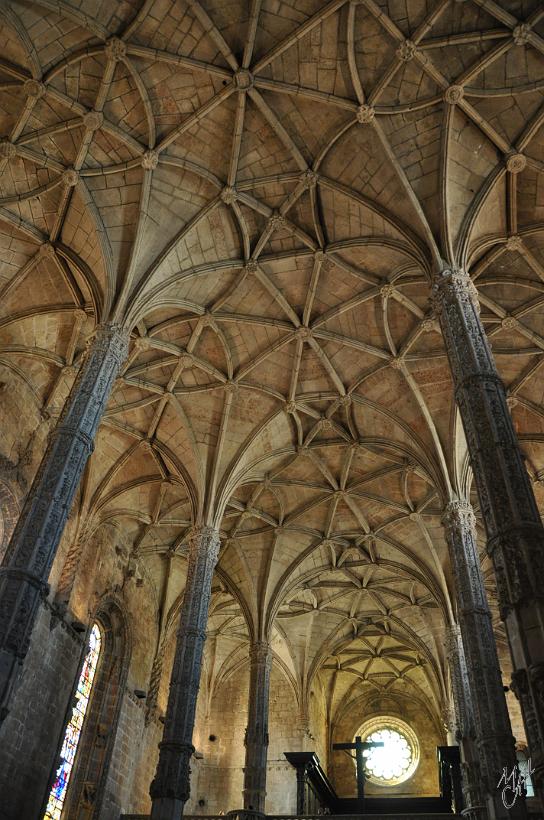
xmin=0 ymin=0 xmax=544 ymax=730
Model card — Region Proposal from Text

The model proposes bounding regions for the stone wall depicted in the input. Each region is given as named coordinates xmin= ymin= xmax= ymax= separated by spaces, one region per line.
xmin=0 ymin=602 xmax=85 ymax=820
xmin=266 ymin=664 xmax=301 ymax=814
xmin=331 ymin=692 xmax=444 ymax=799
xmin=188 ymin=663 xmax=248 ymax=814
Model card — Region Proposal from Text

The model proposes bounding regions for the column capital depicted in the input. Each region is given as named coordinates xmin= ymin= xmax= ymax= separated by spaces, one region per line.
xmin=444 ymin=621 xmax=462 ymax=654
xmin=249 ymin=640 xmax=272 ymax=666
xmin=186 ymin=525 xmax=221 ymax=556
xmin=442 ymin=499 xmax=476 ymax=534
xmin=431 ymin=265 xmax=480 ymax=314
xmin=90 ymin=322 xmax=130 ymax=362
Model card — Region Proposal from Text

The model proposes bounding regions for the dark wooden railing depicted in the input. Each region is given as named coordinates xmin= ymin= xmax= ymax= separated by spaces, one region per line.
xmin=284 ymin=746 xmax=464 ymax=815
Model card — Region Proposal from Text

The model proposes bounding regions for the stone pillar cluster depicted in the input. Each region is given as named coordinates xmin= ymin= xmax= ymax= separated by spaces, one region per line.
xmin=150 ymin=526 xmax=220 ymax=820
xmin=434 ymin=265 xmax=544 ymax=807
xmin=243 ymin=640 xmax=272 ymax=813
xmin=0 ymin=324 xmax=129 ymax=722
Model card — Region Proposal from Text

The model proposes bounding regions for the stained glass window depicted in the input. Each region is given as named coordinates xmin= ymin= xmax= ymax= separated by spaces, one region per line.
xmin=363 ymin=727 xmax=413 ymax=782
xmin=44 ymin=623 xmax=102 ymax=820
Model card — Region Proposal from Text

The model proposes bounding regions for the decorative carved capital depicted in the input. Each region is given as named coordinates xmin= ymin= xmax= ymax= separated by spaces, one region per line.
xmin=380 ymin=283 xmax=395 ymax=298
xmin=296 ymin=326 xmax=311 ymax=341
xmin=444 ymin=622 xmax=462 ymax=658
xmin=105 ymin=37 xmax=127 ymax=61
xmin=506 ymin=152 xmax=526 ymax=174
xmin=62 ymin=168 xmax=79 ymax=187
xmin=24 ymin=79 xmax=46 ymax=99
xmin=234 ymin=69 xmax=253 ymax=90
xmin=92 ymin=323 xmax=130 ymax=365
xmin=396 ymin=39 xmax=417 ymax=61
xmin=199 ymin=311 xmax=215 ymax=328
xmin=141 ymin=149 xmax=159 ymax=170
xmin=421 ymin=316 xmax=439 ymax=333
xmin=83 ymin=110 xmax=103 ymax=132
xmin=513 ymin=23 xmax=531 ymax=45
xmin=221 ymin=185 xmax=237 ymax=204
xmin=356 ymin=104 xmax=375 ymax=124
xmin=300 ymin=169 xmax=318 ymax=188
xmin=0 ymin=140 xmax=17 ymax=160
xmin=179 ymin=354 xmax=193 ymax=370
xmin=187 ymin=525 xmax=221 ymax=559
xmin=501 ymin=315 xmax=518 ymax=330
xmin=38 ymin=242 xmax=56 ymax=258
xmin=444 ymin=85 xmax=464 ymax=105
xmin=268 ymin=211 xmax=285 ymax=231
xmin=249 ymin=640 xmax=271 ymax=667
xmin=505 ymin=233 xmax=523 ymax=252
xmin=431 ymin=266 xmax=480 ymax=315
xmin=442 ymin=499 xmax=476 ymax=536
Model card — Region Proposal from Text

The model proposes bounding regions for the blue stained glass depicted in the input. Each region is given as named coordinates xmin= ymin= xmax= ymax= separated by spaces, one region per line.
xmin=44 ymin=623 xmax=102 ymax=820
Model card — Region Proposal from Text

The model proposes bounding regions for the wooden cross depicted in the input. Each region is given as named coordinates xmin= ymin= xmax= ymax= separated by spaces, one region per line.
xmin=332 ymin=735 xmax=384 ymax=801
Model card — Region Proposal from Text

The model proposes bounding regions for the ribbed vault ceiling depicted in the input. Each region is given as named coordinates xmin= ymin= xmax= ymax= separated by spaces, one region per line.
xmin=1 ymin=0 xmax=544 ymax=729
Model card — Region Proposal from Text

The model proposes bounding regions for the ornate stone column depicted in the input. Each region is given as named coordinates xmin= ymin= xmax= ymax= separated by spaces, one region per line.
xmin=243 ymin=640 xmax=272 ymax=812
xmin=0 ymin=324 xmax=129 ymax=721
xmin=443 ymin=502 xmax=520 ymax=815
xmin=445 ymin=618 xmax=487 ymax=817
xmin=445 ymin=623 xmax=472 ymax=740
xmin=150 ymin=526 xmax=220 ymax=820
xmin=434 ymin=263 xmax=543 ymax=802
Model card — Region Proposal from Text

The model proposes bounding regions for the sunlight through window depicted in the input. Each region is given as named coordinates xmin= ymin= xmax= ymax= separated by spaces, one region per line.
xmin=356 ymin=717 xmax=419 ymax=787
xmin=363 ymin=727 xmax=413 ymax=781
xmin=44 ymin=623 xmax=102 ymax=820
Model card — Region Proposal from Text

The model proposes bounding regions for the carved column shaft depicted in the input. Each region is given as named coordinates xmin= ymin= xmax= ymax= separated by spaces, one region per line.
xmin=445 ymin=623 xmax=486 ymax=818
xmin=445 ymin=622 xmax=473 ymax=741
xmin=243 ymin=640 xmax=272 ymax=812
xmin=435 ymin=266 xmax=544 ymax=797
xmin=0 ymin=324 xmax=128 ymax=720
xmin=150 ymin=526 xmax=220 ymax=820
xmin=444 ymin=504 xmax=517 ymax=779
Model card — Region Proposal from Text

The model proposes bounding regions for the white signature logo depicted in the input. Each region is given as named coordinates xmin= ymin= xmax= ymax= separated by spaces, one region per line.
xmin=497 ymin=759 xmax=534 ymax=808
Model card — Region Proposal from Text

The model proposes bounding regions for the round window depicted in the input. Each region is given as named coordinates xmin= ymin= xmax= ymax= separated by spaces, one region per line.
xmin=356 ymin=716 xmax=419 ymax=786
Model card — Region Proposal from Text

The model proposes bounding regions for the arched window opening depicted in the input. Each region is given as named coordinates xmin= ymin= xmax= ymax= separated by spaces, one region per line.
xmin=44 ymin=623 xmax=102 ymax=820
xmin=355 ymin=716 xmax=420 ymax=787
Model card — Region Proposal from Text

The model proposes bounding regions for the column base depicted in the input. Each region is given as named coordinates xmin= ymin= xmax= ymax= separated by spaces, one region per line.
xmin=150 ymin=797 xmax=185 ymax=820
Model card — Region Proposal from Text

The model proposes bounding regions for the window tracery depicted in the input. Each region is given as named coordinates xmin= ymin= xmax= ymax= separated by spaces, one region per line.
xmin=356 ymin=716 xmax=419 ymax=787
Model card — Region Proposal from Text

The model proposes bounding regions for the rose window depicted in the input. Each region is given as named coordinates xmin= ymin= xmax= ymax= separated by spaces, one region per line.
xmin=356 ymin=717 xmax=419 ymax=787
